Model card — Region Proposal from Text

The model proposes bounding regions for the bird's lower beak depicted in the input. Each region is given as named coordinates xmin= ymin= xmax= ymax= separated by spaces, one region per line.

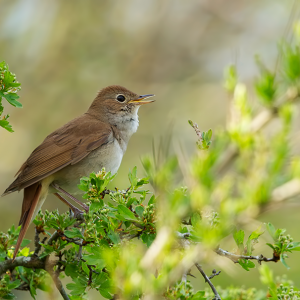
xmin=129 ymin=94 xmax=155 ymax=105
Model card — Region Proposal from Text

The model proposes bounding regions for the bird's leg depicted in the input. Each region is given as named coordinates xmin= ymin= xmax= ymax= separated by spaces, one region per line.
xmin=51 ymin=183 xmax=89 ymax=213
xmin=53 ymin=193 xmax=85 ymax=218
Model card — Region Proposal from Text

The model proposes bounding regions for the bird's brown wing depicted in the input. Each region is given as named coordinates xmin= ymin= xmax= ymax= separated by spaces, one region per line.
xmin=2 ymin=114 xmax=113 ymax=195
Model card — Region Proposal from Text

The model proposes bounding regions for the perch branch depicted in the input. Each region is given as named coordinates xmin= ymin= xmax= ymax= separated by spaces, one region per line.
xmin=0 ymin=256 xmax=45 ymax=275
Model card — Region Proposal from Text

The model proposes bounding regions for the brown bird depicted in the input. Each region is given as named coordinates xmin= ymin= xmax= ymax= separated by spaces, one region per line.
xmin=2 ymin=85 xmax=154 ymax=260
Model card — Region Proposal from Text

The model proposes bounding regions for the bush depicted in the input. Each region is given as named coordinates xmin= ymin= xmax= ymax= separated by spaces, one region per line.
xmin=1 ymin=23 xmax=300 ymax=300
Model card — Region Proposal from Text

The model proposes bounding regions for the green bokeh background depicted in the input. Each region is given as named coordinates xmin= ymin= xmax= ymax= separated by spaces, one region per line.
xmin=0 ymin=1 xmax=299 ymax=299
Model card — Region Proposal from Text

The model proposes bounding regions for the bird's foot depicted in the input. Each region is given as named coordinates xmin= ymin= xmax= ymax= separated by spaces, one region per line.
xmin=69 ymin=207 xmax=85 ymax=221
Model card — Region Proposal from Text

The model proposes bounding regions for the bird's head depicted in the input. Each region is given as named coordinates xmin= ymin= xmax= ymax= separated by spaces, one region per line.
xmin=88 ymin=85 xmax=155 ymax=121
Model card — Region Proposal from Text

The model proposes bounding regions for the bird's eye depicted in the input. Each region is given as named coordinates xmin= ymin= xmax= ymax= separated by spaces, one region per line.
xmin=116 ymin=94 xmax=126 ymax=102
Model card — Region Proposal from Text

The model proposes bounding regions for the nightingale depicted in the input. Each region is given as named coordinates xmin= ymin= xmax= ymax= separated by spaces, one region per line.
xmin=2 ymin=85 xmax=154 ymax=260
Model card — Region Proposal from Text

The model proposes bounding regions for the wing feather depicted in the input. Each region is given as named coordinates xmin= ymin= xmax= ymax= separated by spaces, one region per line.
xmin=2 ymin=114 xmax=113 ymax=195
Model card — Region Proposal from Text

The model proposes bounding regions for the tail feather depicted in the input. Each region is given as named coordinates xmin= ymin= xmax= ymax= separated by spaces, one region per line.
xmin=13 ymin=183 xmax=42 ymax=261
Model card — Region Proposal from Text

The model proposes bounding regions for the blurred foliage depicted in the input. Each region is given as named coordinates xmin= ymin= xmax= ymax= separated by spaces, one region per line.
xmin=2 ymin=4 xmax=300 ymax=300
xmin=0 ymin=61 xmax=21 ymax=132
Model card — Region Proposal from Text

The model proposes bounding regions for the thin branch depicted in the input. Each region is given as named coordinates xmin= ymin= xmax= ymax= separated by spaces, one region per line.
xmin=48 ymin=231 xmax=60 ymax=245
xmin=33 ymin=228 xmax=47 ymax=257
xmin=215 ymin=247 xmax=280 ymax=264
xmin=176 ymin=232 xmax=191 ymax=239
xmin=45 ymin=263 xmax=70 ymax=300
xmin=195 ymin=263 xmax=221 ymax=300
xmin=189 ymin=120 xmax=203 ymax=142
xmin=77 ymin=227 xmax=85 ymax=260
xmin=209 ymin=269 xmax=221 ymax=280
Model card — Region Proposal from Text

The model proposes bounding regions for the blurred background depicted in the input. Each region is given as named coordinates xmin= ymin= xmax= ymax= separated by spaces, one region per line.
xmin=0 ymin=0 xmax=300 ymax=299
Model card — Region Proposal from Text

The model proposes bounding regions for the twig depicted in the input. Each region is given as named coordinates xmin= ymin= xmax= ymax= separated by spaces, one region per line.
xmin=209 ymin=269 xmax=221 ymax=280
xmin=77 ymin=227 xmax=85 ymax=260
xmin=189 ymin=121 xmax=203 ymax=142
xmin=215 ymin=247 xmax=280 ymax=264
xmin=48 ymin=231 xmax=60 ymax=245
xmin=176 ymin=232 xmax=191 ymax=239
xmin=181 ymin=272 xmax=187 ymax=284
xmin=46 ymin=263 xmax=70 ymax=300
xmin=33 ymin=228 xmax=47 ymax=257
xmin=195 ymin=263 xmax=221 ymax=300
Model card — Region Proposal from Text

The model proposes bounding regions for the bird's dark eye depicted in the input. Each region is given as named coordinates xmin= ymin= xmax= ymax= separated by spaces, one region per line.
xmin=116 ymin=94 xmax=126 ymax=102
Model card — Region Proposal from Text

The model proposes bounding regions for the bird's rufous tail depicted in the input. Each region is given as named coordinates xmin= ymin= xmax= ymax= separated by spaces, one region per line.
xmin=13 ymin=183 xmax=42 ymax=261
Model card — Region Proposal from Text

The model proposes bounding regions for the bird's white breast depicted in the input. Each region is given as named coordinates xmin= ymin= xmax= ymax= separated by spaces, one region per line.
xmin=50 ymin=139 xmax=124 ymax=195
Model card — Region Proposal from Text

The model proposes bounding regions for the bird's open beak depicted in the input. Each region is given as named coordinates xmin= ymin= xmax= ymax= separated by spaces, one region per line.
xmin=129 ymin=94 xmax=155 ymax=105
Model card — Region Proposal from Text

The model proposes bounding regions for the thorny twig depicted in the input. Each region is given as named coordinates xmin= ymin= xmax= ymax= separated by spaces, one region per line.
xmin=48 ymin=231 xmax=60 ymax=245
xmin=77 ymin=227 xmax=85 ymax=260
xmin=33 ymin=228 xmax=47 ymax=257
xmin=209 ymin=269 xmax=221 ymax=280
xmin=46 ymin=262 xmax=70 ymax=300
xmin=195 ymin=263 xmax=221 ymax=300
xmin=215 ymin=247 xmax=280 ymax=264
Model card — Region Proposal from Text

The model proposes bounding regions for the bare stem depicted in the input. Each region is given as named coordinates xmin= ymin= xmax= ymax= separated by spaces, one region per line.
xmin=215 ymin=247 xmax=280 ymax=264
xmin=48 ymin=231 xmax=60 ymax=245
xmin=46 ymin=264 xmax=70 ymax=300
xmin=195 ymin=263 xmax=221 ymax=300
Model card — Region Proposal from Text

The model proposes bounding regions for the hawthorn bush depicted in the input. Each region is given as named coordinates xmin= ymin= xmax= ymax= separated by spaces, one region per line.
xmin=2 ymin=23 xmax=300 ymax=300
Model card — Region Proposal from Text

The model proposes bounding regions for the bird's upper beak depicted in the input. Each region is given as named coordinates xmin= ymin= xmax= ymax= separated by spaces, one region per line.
xmin=129 ymin=94 xmax=155 ymax=105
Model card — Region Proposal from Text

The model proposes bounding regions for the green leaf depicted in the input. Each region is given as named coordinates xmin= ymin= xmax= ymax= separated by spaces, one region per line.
xmin=90 ymin=201 xmax=103 ymax=213
xmin=141 ymin=233 xmax=156 ymax=247
xmin=128 ymin=166 xmax=138 ymax=187
xmin=83 ymin=248 xmax=106 ymax=269
xmin=148 ymin=195 xmax=155 ymax=205
xmin=266 ymin=243 xmax=276 ymax=251
xmin=20 ymin=239 xmax=31 ymax=248
xmin=7 ymin=279 xmax=21 ymax=290
xmin=205 ymin=129 xmax=212 ymax=142
xmin=99 ymin=283 xmax=113 ymax=299
xmin=288 ymin=241 xmax=300 ymax=251
xmin=191 ymin=290 xmax=206 ymax=300
xmin=66 ymin=281 xmax=86 ymax=296
xmin=224 ymin=65 xmax=238 ymax=92
xmin=81 ymin=261 xmax=90 ymax=275
xmin=233 ymin=229 xmax=244 ymax=252
xmin=0 ymin=119 xmax=13 ymax=132
xmin=65 ymin=264 xmax=79 ymax=280
xmin=2 ymin=93 xmax=22 ymax=108
xmin=248 ymin=226 xmax=264 ymax=240
xmin=238 ymin=259 xmax=255 ymax=271
xmin=65 ymin=228 xmax=84 ymax=239
xmin=191 ymin=212 xmax=201 ymax=227
xmin=117 ymin=204 xmax=138 ymax=221
xmin=280 ymin=254 xmax=290 ymax=269
xmin=135 ymin=205 xmax=144 ymax=218
xmin=266 ymin=223 xmax=276 ymax=241
xmin=246 ymin=226 xmax=264 ymax=255
xmin=29 ymin=275 xmax=37 ymax=299
xmin=108 ymin=231 xmax=121 ymax=244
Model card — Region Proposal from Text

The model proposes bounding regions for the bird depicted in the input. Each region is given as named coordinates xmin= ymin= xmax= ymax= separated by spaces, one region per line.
xmin=2 ymin=85 xmax=155 ymax=260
